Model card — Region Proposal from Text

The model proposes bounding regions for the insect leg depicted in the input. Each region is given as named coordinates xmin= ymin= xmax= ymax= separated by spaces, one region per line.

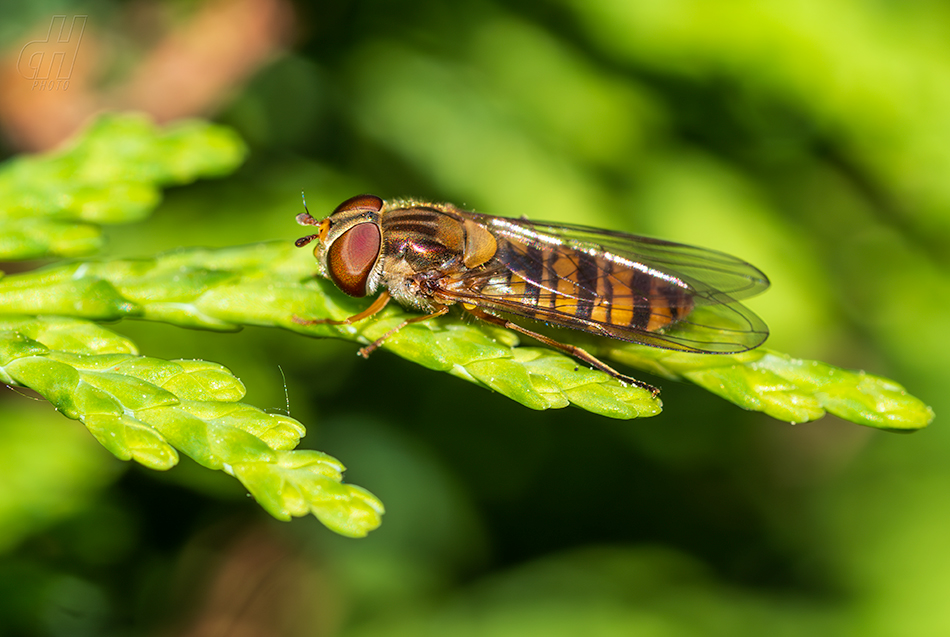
xmin=358 ymin=306 xmax=450 ymax=358
xmin=293 ymin=291 xmax=392 ymax=326
xmin=465 ymin=307 xmax=660 ymax=397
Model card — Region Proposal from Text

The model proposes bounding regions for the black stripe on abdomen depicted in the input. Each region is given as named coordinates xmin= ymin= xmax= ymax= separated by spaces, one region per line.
xmin=630 ymin=269 xmax=653 ymax=329
xmin=575 ymin=252 xmax=598 ymax=320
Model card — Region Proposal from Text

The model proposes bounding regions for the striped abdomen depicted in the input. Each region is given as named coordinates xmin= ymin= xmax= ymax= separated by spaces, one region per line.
xmin=489 ymin=237 xmax=694 ymax=333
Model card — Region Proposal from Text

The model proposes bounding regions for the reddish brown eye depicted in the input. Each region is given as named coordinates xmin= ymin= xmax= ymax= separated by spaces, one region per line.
xmin=327 ymin=223 xmax=382 ymax=297
xmin=333 ymin=194 xmax=384 ymax=215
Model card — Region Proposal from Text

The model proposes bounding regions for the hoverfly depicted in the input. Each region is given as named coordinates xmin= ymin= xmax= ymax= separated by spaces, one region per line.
xmin=294 ymin=194 xmax=769 ymax=396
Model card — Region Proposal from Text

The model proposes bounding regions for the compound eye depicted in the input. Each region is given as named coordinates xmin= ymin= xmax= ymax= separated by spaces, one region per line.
xmin=327 ymin=222 xmax=382 ymax=297
xmin=333 ymin=194 xmax=384 ymax=215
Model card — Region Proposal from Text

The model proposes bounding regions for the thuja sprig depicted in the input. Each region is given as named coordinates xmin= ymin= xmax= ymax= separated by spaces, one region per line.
xmin=0 ymin=113 xmax=246 ymax=259
xmin=0 ymin=242 xmax=662 ymax=418
xmin=604 ymin=338 xmax=933 ymax=431
xmin=0 ymin=242 xmax=931 ymax=428
xmin=0 ymin=316 xmax=383 ymax=537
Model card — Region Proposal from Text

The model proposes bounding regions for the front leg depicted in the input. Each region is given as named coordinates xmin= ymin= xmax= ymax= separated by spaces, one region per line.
xmin=293 ymin=291 xmax=392 ymax=326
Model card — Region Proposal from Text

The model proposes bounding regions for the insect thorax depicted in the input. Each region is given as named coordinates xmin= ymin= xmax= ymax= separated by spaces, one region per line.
xmin=374 ymin=205 xmax=499 ymax=311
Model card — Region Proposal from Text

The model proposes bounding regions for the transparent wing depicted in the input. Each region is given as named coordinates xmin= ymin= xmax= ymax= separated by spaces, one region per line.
xmin=482 ymin=217 xmax=770 ymax=302
xmin=434 ymin=215 xmax=770 ymax=354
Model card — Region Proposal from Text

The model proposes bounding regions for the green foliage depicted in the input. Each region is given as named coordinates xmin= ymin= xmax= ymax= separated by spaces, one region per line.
xmin=0 ymin=239 xmax=659 ymax=418
xmin=0 ymin=316 xmax=382 ymax=537
xmin=0 ymin=114 xmax=930 ymax=544
xmin=0 ymin=115 xmax=382 ymax=538
xmin=0 ymin=113 xmax=245 ymax=259
xmin=2 ymin=1 xmax=949 ymax=635
xmin=607 ymin=342 xmax=934 ymax=431
xmin=0 ymin=237 xmax=930 ymax=428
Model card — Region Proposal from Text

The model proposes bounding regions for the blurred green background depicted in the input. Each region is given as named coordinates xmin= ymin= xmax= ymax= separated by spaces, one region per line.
xmin=0 ymin=0 xmax=947 ymax=635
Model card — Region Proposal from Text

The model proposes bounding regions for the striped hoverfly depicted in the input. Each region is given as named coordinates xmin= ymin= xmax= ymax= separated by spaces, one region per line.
xmin=294 ymin=194 xmax=769 ymax=396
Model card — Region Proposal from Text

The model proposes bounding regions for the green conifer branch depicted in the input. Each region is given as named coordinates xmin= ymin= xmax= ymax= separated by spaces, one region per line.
xmin=603 ymin=340 xmax=933 ymax=431
xmin=0 ymin=242 xmax=931 ymax=428
xmin=0 ymin=316 xmax=383 ymax=537
xmin=0 ymin=113 xmax=246 ymax=260
xmin=0 ymin=242 xmax=662 ymax=418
